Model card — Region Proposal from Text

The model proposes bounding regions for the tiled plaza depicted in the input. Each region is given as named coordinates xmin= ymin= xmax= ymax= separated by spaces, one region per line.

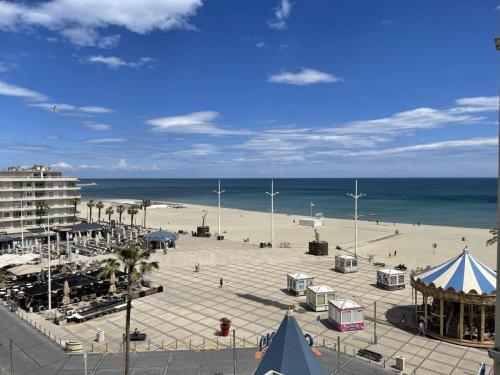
xmin=21 ymin=235 xmax=492 ymax=375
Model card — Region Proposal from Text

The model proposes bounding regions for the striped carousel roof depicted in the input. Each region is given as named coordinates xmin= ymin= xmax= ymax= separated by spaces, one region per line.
xmin=414 ymin=248 xmax=496 ymax=295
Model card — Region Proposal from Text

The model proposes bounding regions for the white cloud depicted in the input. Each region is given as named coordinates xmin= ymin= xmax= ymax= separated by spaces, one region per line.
xmin=117 ymin=158 xmax=128 ymax=169
xmin=327 ymin=137 xmax=498 ymax=158
xmin=176 ymin=143 xmax=219 ymax=157
xmin=79 ymin=106 xmax=114 ymax=114
xmin=0 ymin=60 xmax=17 ymax=72
xmin=268 ymin=68 xmax=342 ymax=86
xmin=85 ymin=137 xmax=127 ymax=144
xmin=30 ymin=102 xmax=114 ymax=114
xmin=86 ymin=55 xmax=155 ymax=69
xmin=146 ymin=111 xmax=252 ymax=136
xmin=50 ymin=161 xmax=73 ymax=169
xmin=0 ymin=80 xmax=46 ymax=100
xmin=83 ymin=121 xmax=112 ymax=131
xmin=268 ymin=0 xmax=292 ymax=30
xmin=0 ymin=0 xmax=204 ymax=48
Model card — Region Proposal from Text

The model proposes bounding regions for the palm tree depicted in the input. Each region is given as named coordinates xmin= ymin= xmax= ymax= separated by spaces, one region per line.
xmin=96 ymin=201 xmax=105 ymax=222
xmin=127 ymin=205 xmax=139 ymax=227
xmin=87 ymin=200 xmax=95 ymax=222
xmin=141 ymin=200 xmax=151 ymax=228
xmin=105 ymin=206 xmax=114 ymax=223
xmin=71 ymin=197 xmax=80 ymax=223
xmin=98 ymin=258 xmax=121 ymax=295
xmin=114 ymin=243 xmax=158 ymax=375
xmin=116 ymin=205 xmax=126 ymax=224
xmin=487 ymin=228 xmax=497 ymax=246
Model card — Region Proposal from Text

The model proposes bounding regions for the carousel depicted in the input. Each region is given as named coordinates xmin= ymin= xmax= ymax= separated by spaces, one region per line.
xmin=410 ymin=248 xmax=496 ymax=348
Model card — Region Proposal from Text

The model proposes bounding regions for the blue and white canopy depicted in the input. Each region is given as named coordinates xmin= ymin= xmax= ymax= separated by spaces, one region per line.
xmin=414 ymin=248 xmax=496 ymax=295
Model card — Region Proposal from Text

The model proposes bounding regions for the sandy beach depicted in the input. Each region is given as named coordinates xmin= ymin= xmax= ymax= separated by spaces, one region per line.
xmin=80 ymin=199 xmax=494 ymax=270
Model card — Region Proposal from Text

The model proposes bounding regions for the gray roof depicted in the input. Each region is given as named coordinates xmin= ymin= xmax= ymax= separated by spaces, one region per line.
xmin=145 ymin=230 xmax=177 ymax=241
xmin=70 ymin=222 xmax=103 ymax=234
xmin=254 ymin=311 xmax=326 ymax=375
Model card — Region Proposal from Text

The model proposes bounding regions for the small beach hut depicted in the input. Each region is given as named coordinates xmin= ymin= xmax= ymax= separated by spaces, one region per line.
xmin=306 ymin=285 xmax=336 ymax=311
xmin=377 ymin=268 xmax=405 ymax=290
xmin=411 ymin=248 xmax=496 ymax=347
xmin=335 ymin=255 xmax=358 ymax=273
xmin=328 ymin=299 xmax=364 ymax=332
xmin=287 ymin=273 xmax=314 ymax=296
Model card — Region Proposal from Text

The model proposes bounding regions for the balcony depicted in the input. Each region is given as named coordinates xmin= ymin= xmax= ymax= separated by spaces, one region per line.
xmin=0 ymin=212 xmax=76 ymax=223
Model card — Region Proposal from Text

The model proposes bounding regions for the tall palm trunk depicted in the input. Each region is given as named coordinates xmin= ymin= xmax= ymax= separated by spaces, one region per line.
xmin=98 ymin=208 xmax=102 ymax=222
xmin=143 ymin=208 xmax=147 ymax=228
xmin=108 ymin=213 xmax=112 ymax=223
xmin=124 ymin=273 xmax=133 ymax=375
xmin=119 ymin=212 xmax=123 ymax=224
xmin=130 ymin=215 xmax=134 ymax=227
xmin=89 ymin=207 xmax=93 ymax=222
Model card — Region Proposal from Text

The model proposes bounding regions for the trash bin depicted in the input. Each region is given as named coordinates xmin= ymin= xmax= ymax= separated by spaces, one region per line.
xmin=396 ymin=356 xmax=405 ymax=371
xmin=96 ymin=331 xmax=105 ymax=343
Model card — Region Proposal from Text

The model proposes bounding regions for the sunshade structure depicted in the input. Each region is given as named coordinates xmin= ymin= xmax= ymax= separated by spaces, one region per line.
xmin=410 ymin=248 xmax=496 ymax=347
xmin=254 ymin=310 xmax=326 ymax=375
xmin=0 ymin=253 xmax=39 ymax=269
xmin=145 ymin=230 xmax=177 ymax=249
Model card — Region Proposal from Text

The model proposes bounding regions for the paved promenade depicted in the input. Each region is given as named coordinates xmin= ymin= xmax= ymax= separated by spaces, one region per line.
xmin=0 ymin=302 xmax=392 ymax=374
xmin=14 ymin=235 xmax=493 ymax=374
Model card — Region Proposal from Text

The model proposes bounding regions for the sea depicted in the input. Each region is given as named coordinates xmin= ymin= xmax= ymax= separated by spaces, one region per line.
xmin=79 ymin=178 xmax=497 ymax=229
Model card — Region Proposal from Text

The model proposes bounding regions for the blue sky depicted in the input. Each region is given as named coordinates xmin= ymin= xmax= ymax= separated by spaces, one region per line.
xmin=0 ymin=0 xmax=498 ymax=178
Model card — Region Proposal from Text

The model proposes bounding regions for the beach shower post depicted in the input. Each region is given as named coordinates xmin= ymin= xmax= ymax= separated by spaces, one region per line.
xmin=347 ymin=180 xmax=365 ymax=257
xmin=213 ymin=180 xmax=225 ymax=238
xmin=266 ymin=180 xmax=279 ymax=248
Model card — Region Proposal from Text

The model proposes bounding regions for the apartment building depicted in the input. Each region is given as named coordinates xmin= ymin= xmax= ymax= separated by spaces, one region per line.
xmin=0 ymin=165 xmax=81 ymax=235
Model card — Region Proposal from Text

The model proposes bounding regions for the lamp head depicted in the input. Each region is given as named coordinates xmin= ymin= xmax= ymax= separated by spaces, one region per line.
xmin=495 ymin=37 xmax=500 ymax=51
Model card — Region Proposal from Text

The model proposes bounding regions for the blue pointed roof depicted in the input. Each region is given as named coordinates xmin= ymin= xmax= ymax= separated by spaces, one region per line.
xmin=413 ymin=248 xmax=496 ymax=295
xmin=254 ymin=311 xmax=326 ymax=375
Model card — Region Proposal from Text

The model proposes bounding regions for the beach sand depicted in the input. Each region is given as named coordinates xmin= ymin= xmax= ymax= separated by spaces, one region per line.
xmin=80 ymin=199 xmax=494 ymax=270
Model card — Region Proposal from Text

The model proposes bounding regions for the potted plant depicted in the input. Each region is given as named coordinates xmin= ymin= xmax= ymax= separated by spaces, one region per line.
xmin=220 ymin=317 xmax=231 ymax=336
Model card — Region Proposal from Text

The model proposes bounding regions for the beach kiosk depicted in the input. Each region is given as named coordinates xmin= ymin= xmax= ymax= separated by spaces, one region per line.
xmin=328 ymin=299 xmax=364 ymax=332
xmin=287 ymin=273 xmax=314 ymax=296
xmin=306 ymin=285 xmax=336 ymax=311
xmin=377 ymin=268 xmax=405 ymax=290
xmin=335 ymin=255 xmax=358 ymax=273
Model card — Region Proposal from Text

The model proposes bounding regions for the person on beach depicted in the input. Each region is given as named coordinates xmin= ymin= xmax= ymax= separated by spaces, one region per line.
xmin=220 ymin=277 xmax=223 ymax=288
xmin=394 ymin=250 xmax=397 ymax=257
xmin=478 ymin=362 xmax=486 ymax=375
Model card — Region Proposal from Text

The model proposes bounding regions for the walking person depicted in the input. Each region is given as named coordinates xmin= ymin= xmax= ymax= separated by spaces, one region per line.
xmin=220 ymin=277 xmax=223 ymax=288
xmin=418 ymin=317 xmax=425 ymax=337
xmin=401 ymin=313 xmax=407 ymax=329
xmin=477 ymin=362 xmax=486 ymax=375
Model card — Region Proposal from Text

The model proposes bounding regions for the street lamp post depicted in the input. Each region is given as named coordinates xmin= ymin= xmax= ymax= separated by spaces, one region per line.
xmin=213 ymin=180 xmax=225 ymax=238
xmin=489 ymin=36 xmax=500 ymax=375
xmin=47 ymin=211 xmax=51 ymax=311
xmin=347 ymin=179 xmax=365 ymax=257
xmin=265 ymin=180 xmax=279 ymax=248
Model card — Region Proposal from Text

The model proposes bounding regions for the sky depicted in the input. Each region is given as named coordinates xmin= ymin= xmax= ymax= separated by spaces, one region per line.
xmin=0 ymin=0 xmax=499 ymax=178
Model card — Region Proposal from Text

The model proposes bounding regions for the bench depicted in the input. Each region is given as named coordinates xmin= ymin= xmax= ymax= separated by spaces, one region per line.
xmin=357 ymin=349 xmax=382 ymax=362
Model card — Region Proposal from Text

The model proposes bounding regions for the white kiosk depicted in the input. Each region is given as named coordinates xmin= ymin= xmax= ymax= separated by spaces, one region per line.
xmin=335 ymin=255 xmax=358 ymax=273
xmin=287 ymin=273 xmax=314 ymax=296
xmin=377 ymin=268 xmax=405 ymax=290
xmin=328 ymin=299 xmax=365 ymax=332
xmin=306 ymin=284 xmax=336 ymax=311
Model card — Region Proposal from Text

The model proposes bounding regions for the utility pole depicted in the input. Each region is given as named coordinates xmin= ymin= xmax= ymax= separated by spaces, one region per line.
xmin=233 ymin=329 xmax=237 ymax=375
xmin=265 ymin=180 xmax=279 ymax=248
xmin=374 ymin=301 xmax=377 ymax=345
xmin=213 ymin=180 xmax=225 ymax=238
xmin=347 ymin=180 xmax=365 ymax=257
xmin=47 ymin=212 xmax=52 ymax=311
xmin=20 ymin=198 xmax=24 ymax=252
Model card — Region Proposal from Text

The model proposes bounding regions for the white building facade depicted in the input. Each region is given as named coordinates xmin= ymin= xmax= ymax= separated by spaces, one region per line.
xmin=0 ymin=165 xmax=81 ymax=234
